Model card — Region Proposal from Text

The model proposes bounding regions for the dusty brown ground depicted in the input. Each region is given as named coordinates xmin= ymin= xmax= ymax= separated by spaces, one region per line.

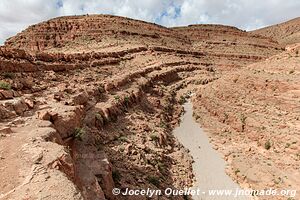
xmin=252 ymin=17 xmax=300 ymax=46
xmin=0 ymin=14 xmax=297 ymax=200
xmin=193 ymin=44 xmax=300 ymax=200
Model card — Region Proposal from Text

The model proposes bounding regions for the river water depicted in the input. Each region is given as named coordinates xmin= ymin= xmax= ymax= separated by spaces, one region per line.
xmin=173 ymin=101 xmax=250 ymax=200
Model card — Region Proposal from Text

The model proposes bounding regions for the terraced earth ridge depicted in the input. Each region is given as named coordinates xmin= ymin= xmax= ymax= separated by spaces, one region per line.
xmin=0 ymin=15 xmax=298 ymax=200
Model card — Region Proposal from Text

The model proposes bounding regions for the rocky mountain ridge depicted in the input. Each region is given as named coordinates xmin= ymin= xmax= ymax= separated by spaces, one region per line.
xmin=0 ymin=15 xmax=299 ymax=200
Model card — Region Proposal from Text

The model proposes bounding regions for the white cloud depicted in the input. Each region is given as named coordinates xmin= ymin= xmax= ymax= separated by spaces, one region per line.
xmin=0 ymin=0 xmax=300 ymax=44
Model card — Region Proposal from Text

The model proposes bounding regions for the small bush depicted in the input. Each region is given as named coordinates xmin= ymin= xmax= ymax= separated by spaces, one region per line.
xmin=285 ymin=143 xmax=291 ymax=148
xmin=98 ymin=85 xmax=105 ymax=93
xmin=95 ymin=113 xmax=104 ymax=125
xmin=159 ymin=122 xmax=167 ymax=129
xmin=112 ymin=170 xmax=121 ymax=183
xmin=95 ymin=113 xmax=102 ymax=120
xmin=264 ymin=140 xmax=271 ymax=150
xmin=157 ymin=161 xmax=166 ymax=173
xmin=114 ymin=95 xmax=120 ymax=101
xmin=149 ymin=133 xmax=159 ymax=141
xmin=147 ymin=176 xmax=160 ymax=187
xmin=124 ymin=96 xmax=130 ymax=103
xmin=74 ymin=127 xmax=85 ymax=141
xmin=119 ymin=146 xmax=125 ymax=152
xmin=240 ymin=114 xmax=247 ymax=124
xmin=3 ymin=72 xmax=15 ymax=79
xmin=183 ymin=195 xmax=189 ymax=200
xmin=0 ymin=81 xmax=11 ymax=90
xmin=179 ymin=95 xmax=186 ymax=104
xmin=118 ymin=136 xmax=128 ymax=142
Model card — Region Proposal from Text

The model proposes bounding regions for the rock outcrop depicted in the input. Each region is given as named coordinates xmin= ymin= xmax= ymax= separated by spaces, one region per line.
xmin=1 ymin=14 xmax=298 ymax=200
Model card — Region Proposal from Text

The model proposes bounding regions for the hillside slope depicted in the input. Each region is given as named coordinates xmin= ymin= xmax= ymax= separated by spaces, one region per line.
xmin=193 ymin=44 xmax=300 ymax=199
xmin=4 ymin=14 xmax=192 ymax=52
xmin=252 ymin=17 xmax=300 ymax=46
xmin=0 ymin=14 xmax=294 ymax=200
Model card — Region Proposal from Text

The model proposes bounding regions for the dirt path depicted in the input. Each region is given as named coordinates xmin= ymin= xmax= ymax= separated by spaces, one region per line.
xmin=173 ymin=101 xmax=250 ymax=200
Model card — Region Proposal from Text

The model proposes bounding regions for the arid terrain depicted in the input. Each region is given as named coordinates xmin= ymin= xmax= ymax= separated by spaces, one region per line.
xmin=0 ymin=14 xmax=298 ymax=200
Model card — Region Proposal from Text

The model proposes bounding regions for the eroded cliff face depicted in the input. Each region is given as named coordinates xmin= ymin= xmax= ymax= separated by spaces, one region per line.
xmin=4 ymin=15 xmax=192 ymax=52
xmin=0 ymin=14 xmax=291 ymax=200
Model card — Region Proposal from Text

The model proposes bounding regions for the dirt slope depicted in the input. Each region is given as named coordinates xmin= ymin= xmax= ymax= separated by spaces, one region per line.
xmin=0 ymin=14 xmax=293 ymax=200
xmin=252 ymin=17 xmax=300 ymax=46
xmin=193 ymin=44 xmax=300 ymax=199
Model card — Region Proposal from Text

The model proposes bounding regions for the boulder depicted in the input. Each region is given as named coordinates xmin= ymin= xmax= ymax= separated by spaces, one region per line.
xmin=13 ymin=100 xmax=28 ymax=115
xmin=73 ymin=92 xmax=89 ymax=105
xmin=0 ymin=90 xmax=14 ymax=99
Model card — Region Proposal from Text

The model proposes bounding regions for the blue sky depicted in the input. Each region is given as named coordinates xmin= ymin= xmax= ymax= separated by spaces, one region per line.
xmin=0 ymin=0 xmax=300 ymax=44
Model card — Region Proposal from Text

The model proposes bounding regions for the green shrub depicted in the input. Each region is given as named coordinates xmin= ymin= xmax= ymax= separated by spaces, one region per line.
xmin=74 ymin=127 xmax=85 ymax=141
xmin=0 ymin=81 xmax=11 ymax=90
xmin=159 ymin=122 xmax=167 ymax=129
xmin=157 ymin=161 xmax=166 ymax=173
xmin=147 ymin=176 xmax=160 ymax=187
xmin=118 ymin=136 xmax=128 ymax=142
xmin=114 ymin=95 xmax=120 ymax=101
xmin=3 ymin=72 xmax=15 ymax=79
xmin=179 ymin=95 xmax=186 ymax=104
xmin=124 ymin=96 xmax=130 ymax=103
xmin=112 ymin=170 xmax=121 ymax=183
xmin=149 ymin=133 xmax=159 ymax=141
xmin=265 ymin=140 xmax=271 ymax=150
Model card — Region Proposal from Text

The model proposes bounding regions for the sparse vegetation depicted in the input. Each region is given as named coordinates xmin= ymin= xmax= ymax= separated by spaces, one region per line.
xmin=179 ymin=95 xmax=187 ymax=104
xmin=98 ymin=85 xmax=105 ymax=93
xmin=124 ymin=95 xmax=130 ymax=103
xmin=118 ymin=136 xmax=128 ymax=142
xmin=2 ymin=72 xmax=15 ymax=79
xmin=0 ymin=81 xmax=11 ymax=90
xmin=265 ymin=140 xmax=271 ymax=150
xmin=1 ymin=14 xmax=299 ymax=199
xmin=119 ymin=146 xmax=125 ymax=152
xmin=149 ymin=133 xmax=159 ymax=141
xmin=73 ymin=127 xmax=85 ymax=141
xmin=159 ymin=121 xmax=167 ymax=129
xmin=273 ymin=177 xmax=282 ymax=185
xmin=112 ymin=170 xmax=121 ymax=183
xmin=147 ymin=175 xmax=160 ymax=187
xmin=157 ymin=161 xmax=166 ymax=173
xmin=114 ymin=95 xmax=120 ymax=102
xmin=95 ymin=113 xmax=105 ymax=125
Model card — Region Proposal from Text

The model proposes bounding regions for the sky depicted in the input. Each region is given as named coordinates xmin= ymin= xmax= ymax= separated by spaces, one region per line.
xmin=0 ymin=0 xmax=300 ymax=44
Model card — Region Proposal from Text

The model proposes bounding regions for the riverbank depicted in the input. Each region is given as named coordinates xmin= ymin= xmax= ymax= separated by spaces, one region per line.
xmin=174 ymin=101 xmax=250 ymax=200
